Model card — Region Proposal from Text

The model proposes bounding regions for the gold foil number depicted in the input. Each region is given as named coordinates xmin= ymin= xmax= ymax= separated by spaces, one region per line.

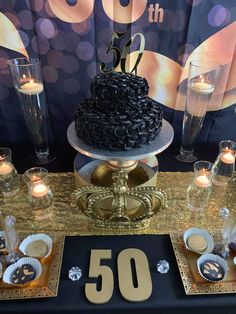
xmin=100 ymin=30 xmax=145 ymax=74
xmin=85 ymin=248 xmax=152 ymax=304
xmin=117 ymin=248 xmax=152 ymax=302
xmin=85 ymin=249 xmax=114 ymax=304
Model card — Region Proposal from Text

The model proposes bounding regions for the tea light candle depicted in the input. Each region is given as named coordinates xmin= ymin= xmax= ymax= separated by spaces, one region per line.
xmin=32 ymin=183 xmax=49 ymax=198
xmin=195 ymin=174 xmax=210 ymax=188
xmin=18 ymin=79 xmax=43 ymax=95
xmin=0 ymin=162 xmax=13 ymax=175
xmin=221 ymin=151 xmax=235 ymax=164
xmin=191 ymin=77 xmax=215 ymax=95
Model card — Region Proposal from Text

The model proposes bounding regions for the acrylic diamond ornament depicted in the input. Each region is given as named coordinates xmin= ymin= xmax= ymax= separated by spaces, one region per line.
xmin=156 ymin=260 xmax=169 ymax=274
xmin=69 ymin=266 xmax=82 ymax=281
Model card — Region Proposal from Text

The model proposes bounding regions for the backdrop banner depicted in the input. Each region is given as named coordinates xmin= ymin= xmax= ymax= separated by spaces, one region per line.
xmin=0 ymin=0 xmax=236 ymax=144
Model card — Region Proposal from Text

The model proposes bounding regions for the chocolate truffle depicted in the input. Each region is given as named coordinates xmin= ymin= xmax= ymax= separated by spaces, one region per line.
xmin=187 ymin=234 xmax=207 ymax=253
xmin=200 ymin=260 xmax=224 ymax=281
xmin=26 ymin=240 xmax=48 ymax=258
xmin=0 ymin=236 xmax=6 ymax=251
xmin=12 ymin=264 xmax=36 ymax=284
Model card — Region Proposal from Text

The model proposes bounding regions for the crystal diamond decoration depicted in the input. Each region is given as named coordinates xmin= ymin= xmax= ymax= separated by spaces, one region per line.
xmin=69 ymin=266 xmax=82 ymax=281
xmin=156 ymin=260 xmax=169 ymax=274
xmin=220 ymin=207 xmax=230 ymax=219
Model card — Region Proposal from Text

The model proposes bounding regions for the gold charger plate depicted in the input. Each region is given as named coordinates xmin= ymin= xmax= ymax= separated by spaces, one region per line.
xmin=170 ymin=232 xmax=236 ymax=295
xmin=0 ymin=232 xmax=65 ymax=300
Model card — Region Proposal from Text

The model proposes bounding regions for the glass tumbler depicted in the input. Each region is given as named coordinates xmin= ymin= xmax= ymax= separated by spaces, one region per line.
xmin=23 ymin=167 xmax=53 ymax=219
xmin=0 ymin=147 xmax=19 ymax=197
xmin=187 ymin=161 xmax=216 ymax=211
xmin=212 ymin=140 xmax=236 ymax=187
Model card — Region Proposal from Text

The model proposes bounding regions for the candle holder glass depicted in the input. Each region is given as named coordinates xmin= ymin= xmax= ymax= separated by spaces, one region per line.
xmin=8 ymin=58 xmax=55 ymax=165
xmin=0 ymin=147 xmax=19 ymax=197
xmin=212 ymin=140 xmax=236 ymax=187
xmin=23 ymin=167 xmax=53 ymax=219
xmin=187 ymin=160 xmax=216 ymax=212
xmin=176 ymin=60 xmax=221 ymax=163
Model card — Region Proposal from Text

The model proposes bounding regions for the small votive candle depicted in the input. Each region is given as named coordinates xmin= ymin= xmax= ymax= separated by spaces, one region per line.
xmin=18 ymin=79 xmax=44 ymax=95
xmin=195 ymin=174 xmax=210 ymax=188
xmin=221 ymin=151 xmax=235 ymax=164
xmin=0 ymin=162 xmax=13 ymax=175
xmin=32 ymin=183 xmax=49 ymax=198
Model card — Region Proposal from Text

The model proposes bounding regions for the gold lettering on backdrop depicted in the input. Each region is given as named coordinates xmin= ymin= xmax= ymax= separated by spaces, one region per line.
xmin=148 ymin=3 xmax=164 ymax=23
xmin=100 ymin=31 xmax=145 ymax=74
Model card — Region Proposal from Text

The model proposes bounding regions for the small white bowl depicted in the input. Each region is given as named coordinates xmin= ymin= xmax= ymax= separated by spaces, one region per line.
xmin=197 ymin=253 xmax=229 ymax=282
xmin=3 ymin=257 xmax=42 ymax=286
xmin=183 ymin=228 xmax=214 ymax=254
xmin=19 ymin=233 xmax=53 ymax=259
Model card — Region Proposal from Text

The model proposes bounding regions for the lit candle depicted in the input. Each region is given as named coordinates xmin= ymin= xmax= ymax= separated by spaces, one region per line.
xmin=32 ymin=183 xmax=49 ymax=197
xmin=195 ymin=174 xmax=210 ymax=188
xmin=221 ymin=151 xmax=235 ymax=164
xmin=18 ymin=79 xmax=44 ymax=95
xmin=0 ymin=162 xmax=13 ymax=175
xmin=190 ymin=76 xmax=215 ymax=95
xmin=20 ymin=74 xmax=31 ymax=84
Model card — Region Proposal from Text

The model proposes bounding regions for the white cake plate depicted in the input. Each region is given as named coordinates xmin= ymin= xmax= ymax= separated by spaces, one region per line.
xmin=67 ymin=119 xmax=174 ymax=162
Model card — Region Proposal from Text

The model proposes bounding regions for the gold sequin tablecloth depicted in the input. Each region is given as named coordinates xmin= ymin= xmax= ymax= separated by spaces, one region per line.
xmin=0 ymin=172 xmax=235 ymax=236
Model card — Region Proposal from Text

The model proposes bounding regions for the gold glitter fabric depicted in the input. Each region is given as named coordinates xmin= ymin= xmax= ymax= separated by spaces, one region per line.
xmin=0 ymin=172 xmax=235 ymax=235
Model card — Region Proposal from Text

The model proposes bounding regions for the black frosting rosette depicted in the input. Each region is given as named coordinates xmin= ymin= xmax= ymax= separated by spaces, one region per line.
xmin=91 ymin=72 xmax=149 ymax=113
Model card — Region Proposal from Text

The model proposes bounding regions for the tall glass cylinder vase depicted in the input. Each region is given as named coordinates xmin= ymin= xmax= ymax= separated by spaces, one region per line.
xmin=8 ymin=58 xmax=55 ymax=164
xmin=176 ymin=60 xmax=221 ymax=163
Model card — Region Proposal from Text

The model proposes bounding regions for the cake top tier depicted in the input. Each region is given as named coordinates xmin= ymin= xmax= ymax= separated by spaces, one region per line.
xmin=91 ymin=71 xmax=149 ymax=113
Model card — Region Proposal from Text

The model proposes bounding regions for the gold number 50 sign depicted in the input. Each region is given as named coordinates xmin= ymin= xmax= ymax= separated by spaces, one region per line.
xmin=85 ymin=248 xmax=152 ymax=304
xmin=100 ymin=31 xmax=145 ymax=74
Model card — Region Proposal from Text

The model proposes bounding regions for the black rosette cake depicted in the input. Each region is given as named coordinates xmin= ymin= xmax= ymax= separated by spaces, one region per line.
xmin=75 ymin=72 xmax=163 ymax=151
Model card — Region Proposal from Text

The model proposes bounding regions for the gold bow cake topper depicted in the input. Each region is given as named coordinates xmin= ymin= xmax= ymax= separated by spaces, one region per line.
xmin=72 ymin=170 xmax=165 ymax=229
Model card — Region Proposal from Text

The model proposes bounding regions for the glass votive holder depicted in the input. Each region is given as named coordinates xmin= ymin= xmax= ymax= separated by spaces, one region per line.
xmin=212 ymin=140 xmax=236 ymax=187
xmin=23 ymin=167 xmax=53 ymax=219
xmin=0 ymin=147 xmax=19 ymax=197
xmin=187 ymin=160 xmax=216 ymax=212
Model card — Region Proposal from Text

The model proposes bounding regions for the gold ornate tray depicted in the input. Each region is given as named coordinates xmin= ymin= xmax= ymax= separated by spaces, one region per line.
xmin=0 ymin=232 xmax=64 ymax=300
xmin=170 ymin=232 xmax=236 ymax=295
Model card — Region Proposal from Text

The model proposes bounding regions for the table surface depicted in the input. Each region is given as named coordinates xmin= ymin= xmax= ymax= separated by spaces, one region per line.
xmin=0 ymin=141 xmax=235 ymax=314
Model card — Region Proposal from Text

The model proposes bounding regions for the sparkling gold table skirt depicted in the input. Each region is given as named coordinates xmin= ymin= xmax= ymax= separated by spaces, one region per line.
xmin=0 ymin=172 xmax=235 ymax=235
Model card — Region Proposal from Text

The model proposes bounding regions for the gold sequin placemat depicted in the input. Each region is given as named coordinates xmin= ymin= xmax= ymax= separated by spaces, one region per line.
xmin=0 ymin=172 xmax=235 ymax=236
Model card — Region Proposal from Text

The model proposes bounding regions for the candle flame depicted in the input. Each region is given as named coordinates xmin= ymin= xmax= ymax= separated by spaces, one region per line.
xmin=23 ymin=74 xmax=26 ymax=79
xmin=199 ymin=75 xmax=205 ymax=83
xmin=29 ymin=79 xmax=34 ymax=84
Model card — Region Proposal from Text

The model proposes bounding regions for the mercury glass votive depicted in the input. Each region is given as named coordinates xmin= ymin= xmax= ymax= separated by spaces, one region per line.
xmin=212 ymin=140 xmax=236 ymax=187
xmin=0 ymin=147 xmax=19 ymax=197
xmin=23 ymin=167 xmax=53 ymax=219
xmin=187 ymin=161 xmax=216 ymax=212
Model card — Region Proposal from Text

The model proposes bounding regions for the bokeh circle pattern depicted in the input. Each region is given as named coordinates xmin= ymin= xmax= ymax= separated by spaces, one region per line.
xmin=31 ymin=36 xmax=50 ymax=55
xmin=76 ymin=42 xmax=94 ymax=61
xmin=63 ymin=78 xmax=80 ymax=95
xmin=47 ymin=50 xmax=64 ymax=68
xmin=36 ymin=18 xmax=56 ymax=39
xmin=42 ymin=65 xmax=58 ymax=83
xmin=208 ymin=5 xmax=230 ymax=27
xmin=62 ymin=55 xmax=79 ymax=74
xmin=18 ymin=10 xmax=34 ymax=30
xmin=87 ymin=62 xmax=99 ymax=79
xmin=177 ymin=43 xmax=195 ymax=65
xmin=19 ymin=31 xmax=30 ymax=48
xmin=186 ymin=0 xmax=202 ymax=6
xmin=50 ymin=30 xmax=68 ymax=51
xmin=4 ymin=12 xmax=20 ymax=29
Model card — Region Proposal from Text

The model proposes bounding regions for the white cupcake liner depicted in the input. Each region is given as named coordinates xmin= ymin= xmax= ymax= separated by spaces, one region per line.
xmin=3 ymin=257 xmax=42 ymax=285
xmin=197 ymin=253 xmax=229 ymax=282
xmin=183 ymin=228 xmax=214 ymax=254
xmin=19 ymin=233 xmax=53 ymax=259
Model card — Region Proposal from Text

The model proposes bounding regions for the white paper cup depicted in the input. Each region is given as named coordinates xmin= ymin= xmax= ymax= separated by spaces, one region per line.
xmin=183 ymin=228 xmax=214 ymax=254
xmin=19 ymin=233 xmax=53 ymax=259
xmin=3 ymin=257 xmax=42 ymax=286
xmin=197 ymin=253 xmax=229 ymax=282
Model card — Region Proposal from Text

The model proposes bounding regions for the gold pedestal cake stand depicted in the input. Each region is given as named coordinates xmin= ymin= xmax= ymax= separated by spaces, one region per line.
xmin=67 ymin=120 xmax=174 ymax=229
